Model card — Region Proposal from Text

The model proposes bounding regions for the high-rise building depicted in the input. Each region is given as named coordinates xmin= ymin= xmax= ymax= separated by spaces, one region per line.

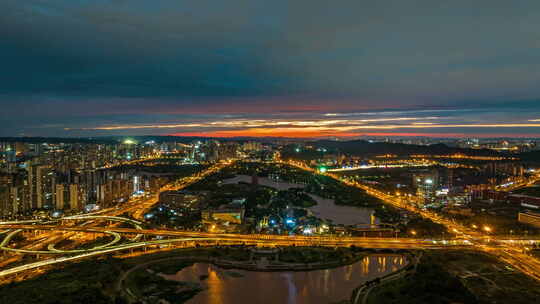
xmin=55 ymin=184 xmax=68 ymax=210
xmin=413 ymin=171 xmax=439 ymax=204
xmin=69 ymin=184 xmax=81 ymax=210
xmin=27 ymin=164 xmax=53 ymax=209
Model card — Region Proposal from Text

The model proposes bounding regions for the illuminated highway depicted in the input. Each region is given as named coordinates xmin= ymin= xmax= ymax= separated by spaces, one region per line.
xmin=284 ymin=160 xmax=540 ymax=282
xmin=0 ymin=216 xmax=468 ymax=279
xmin=495 ymin=172 xmax=540 ymax=192
xmin=0 ymin=162 xmax=230 ymax=276
xmin=0 ymin=223 xmax=470 ymax=250
xmin=0 ymin=237 xmax=223 ymax=278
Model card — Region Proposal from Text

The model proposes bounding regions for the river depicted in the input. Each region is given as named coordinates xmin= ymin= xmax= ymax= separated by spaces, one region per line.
xmin=222 ymin=175 xmax=378 ymax=225
xmin=161 ymin=254 xmax=407 ymax=304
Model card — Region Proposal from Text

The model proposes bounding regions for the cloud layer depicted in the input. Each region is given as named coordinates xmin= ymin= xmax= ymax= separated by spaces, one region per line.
xmin=1 ymin=1 xmax=539 ymax=137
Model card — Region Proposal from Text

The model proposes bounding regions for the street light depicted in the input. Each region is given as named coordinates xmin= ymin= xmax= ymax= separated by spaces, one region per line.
xmin=483 ymin=226 xmax=492 ymax=233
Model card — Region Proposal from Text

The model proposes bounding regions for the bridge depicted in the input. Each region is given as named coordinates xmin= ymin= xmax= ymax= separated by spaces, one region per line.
xmin=0 ymin=213 xmax=471 ymax=255
xmin=0 ymin=214 xmax=468 ymax=279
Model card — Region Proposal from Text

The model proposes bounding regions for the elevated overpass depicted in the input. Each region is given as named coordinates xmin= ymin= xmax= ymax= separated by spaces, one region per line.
xmin=0 ymin=223 xmax=469 ymax=254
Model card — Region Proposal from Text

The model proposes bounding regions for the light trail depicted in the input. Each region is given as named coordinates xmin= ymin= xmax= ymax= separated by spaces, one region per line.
xmin=284 ymin=160 xmax=540 ymax=282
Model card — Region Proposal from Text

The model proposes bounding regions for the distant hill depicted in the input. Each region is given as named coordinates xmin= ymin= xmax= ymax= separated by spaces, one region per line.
xmin=282 ymin=139 xmax=502 ymax=159
xmin=314 ymin=140 xmax=499 ymax=156
xmin=0 ymin=135 xmax=284 ymax=145
xmin=0 ymin=136 xmax=246 ymax=145
xmin=519 ymin=151 xmax=540 ymax=163
xmin=0 ymin=137 xmax=118 ymax=144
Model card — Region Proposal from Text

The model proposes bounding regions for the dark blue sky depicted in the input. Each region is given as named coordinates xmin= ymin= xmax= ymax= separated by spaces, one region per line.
xmin=1 ymin=0 xmax=540 ymax=137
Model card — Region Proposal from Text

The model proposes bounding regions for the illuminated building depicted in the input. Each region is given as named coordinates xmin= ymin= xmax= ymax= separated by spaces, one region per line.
xmin=10 ymin=185 xmax=27 ymax=214
xmin=413 ymin=172 xmax=439 ymax=204
xmin=69 ymin=184 xmax=82 ymax=210
xmin=55 ymin=184 xmax=67 ymax=210
xmin=518 ymin=212 xmax=540 ymax=228
xmin=0 ymin=174 xmax=15 ymax=216
xmin=202 ymin=208 xmax=245 ymax=225
xmin=242 ymin=141 xmax=262 ymax=152
xmin=159 ymin=190 xmax=204 ymax=210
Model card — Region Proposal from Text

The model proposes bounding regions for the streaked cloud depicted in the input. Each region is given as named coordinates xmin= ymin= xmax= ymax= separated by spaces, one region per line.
xmin=57 ymin=109 xmax=540 ymax=138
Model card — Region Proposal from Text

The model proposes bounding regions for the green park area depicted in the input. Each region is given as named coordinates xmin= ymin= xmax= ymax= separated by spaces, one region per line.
xmin=367 ymin=250 xmax=540 ymax=304
xmin=278 ymin=246 xmax=363 ymax=264
xmin=181 ymin=161 xmax=449 ymax=237
xmin=0 ymin=256 xmax=125 ymax=304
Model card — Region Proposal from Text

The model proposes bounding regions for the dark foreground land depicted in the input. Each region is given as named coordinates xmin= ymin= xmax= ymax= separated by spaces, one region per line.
xmin=2 ymin=248 xmax=540 ymax=304
xmin=367 ymin=250 xmax=540 ymax=304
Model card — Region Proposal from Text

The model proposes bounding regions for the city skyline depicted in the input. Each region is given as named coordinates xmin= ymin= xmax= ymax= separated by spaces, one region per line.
xmin=2 ymin=1 xmax=540 ymax=137
xmin=3 ymin=2 xmax=540 ymax=303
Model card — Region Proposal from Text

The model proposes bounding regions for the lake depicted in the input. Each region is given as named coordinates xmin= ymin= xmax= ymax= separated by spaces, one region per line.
xmin=223 ymin=175 xmax=378 ymax=225
xmin=161 ymin=254 xmax=407 ymax=304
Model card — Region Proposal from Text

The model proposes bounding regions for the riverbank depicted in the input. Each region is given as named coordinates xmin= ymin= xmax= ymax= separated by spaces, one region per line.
xmin=119 ymin=246 xmax=371 ymax=302
xmin=126 ymin=252 xmax=407 ymax=304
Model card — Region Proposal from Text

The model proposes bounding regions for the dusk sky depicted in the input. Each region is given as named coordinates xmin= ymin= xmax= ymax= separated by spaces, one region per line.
xmin=1 ymin=0 xmax=540 ymax=138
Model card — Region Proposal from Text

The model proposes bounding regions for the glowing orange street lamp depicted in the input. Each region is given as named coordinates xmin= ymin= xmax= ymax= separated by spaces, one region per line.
xmin=410 ymin=230 xmax=417 ymax=236
xmin=483 ymin=226 xmax=492 ymax=233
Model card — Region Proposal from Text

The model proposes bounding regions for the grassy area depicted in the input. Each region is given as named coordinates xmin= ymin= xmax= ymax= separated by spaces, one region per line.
xmin=399 ymin=217 xmax=448 ymax=238
xmin=445 ymin=201 xmax=540 ymax=235
xmin=147 ymin=260 xmax=195 ymax=275
xmin=274 ymin=189 xmax=317 ymax=208
xmin=78 ymin=236 xmax=116 ymax=250
xmin=368 ymin=250 xmax=540 ymax=304
xmin=0 ymin=257 xmax=125 ymax=304
xmin=368 ymin=256 xmax=476 ymax=304
xmin=278 ymin=246 xmax=361 ymax=264
xmin=122 ymin=247 xmax=252 ymax=267
xmin=336 ymin=167 xmax=418 ymax=196
xmin=125 ymin=265 xmax=201 ymax=303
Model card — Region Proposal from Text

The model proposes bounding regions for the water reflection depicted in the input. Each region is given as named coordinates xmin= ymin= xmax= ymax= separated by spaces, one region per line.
xmin=160 ymin=254 xmax=406 ymax=304
xmin=222 ymin=174 xmax=379 ymax=225
xmin=307 ymin=194 xmax=380 ymax=226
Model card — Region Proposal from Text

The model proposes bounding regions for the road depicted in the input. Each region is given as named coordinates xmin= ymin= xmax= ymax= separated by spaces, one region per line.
xmin=284 ymin=160 xmax=540 ymax=282
xmin=494 ymin=172 xmax=540 ymax=192
xmin=0 ymin=224 xmax=465 ymax=279
xmin=0 ymin=162 xmax=230 ymax=272
xmin=1 ymin=223 xmax=470 ymax=250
